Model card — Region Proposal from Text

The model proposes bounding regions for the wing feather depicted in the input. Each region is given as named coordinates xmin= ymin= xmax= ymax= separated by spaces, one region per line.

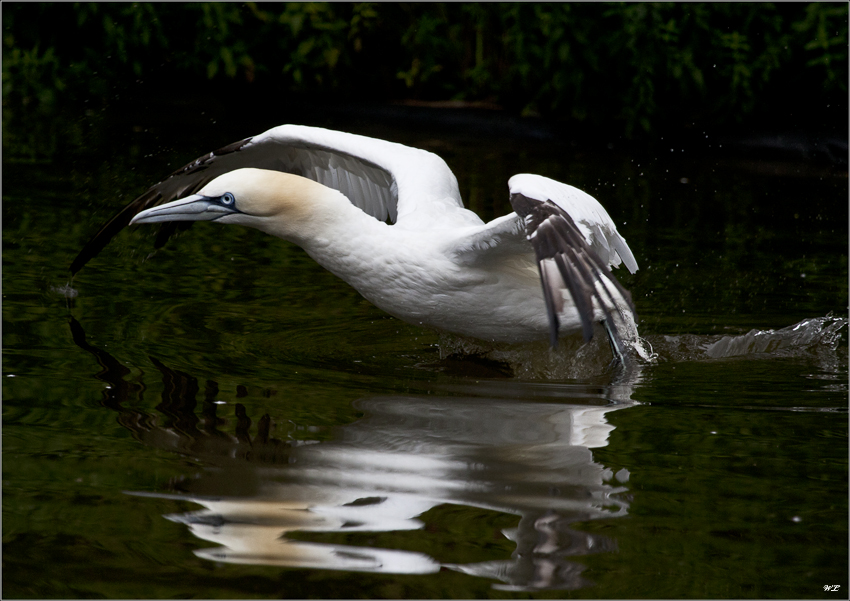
xmin=539 ymin=258 xmax=565 ymax=346
xmin=70 ymin=137 xmax=253 ymax=274
xmin=509 ymin=180 xmax=637 ymax=349
xmin=448 ymin=174 xmax=637 ymax=348
xmin=509 ymin=173 xmax=638 ymax=274
xmin=71 ymin=125 xmax=458 ymax=273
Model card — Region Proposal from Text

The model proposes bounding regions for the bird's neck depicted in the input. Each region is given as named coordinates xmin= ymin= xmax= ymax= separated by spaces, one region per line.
xmin=256 ymin=187 xmax=392 ymax=275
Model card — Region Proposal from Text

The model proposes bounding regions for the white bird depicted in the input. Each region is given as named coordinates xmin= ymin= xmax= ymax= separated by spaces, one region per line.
xmin=72 ymin=124 xmax=640 ymax=355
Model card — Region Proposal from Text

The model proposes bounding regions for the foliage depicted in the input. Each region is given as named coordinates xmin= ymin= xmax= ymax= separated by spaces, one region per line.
xmin=2 ymin=2 xmax=847 ymax=141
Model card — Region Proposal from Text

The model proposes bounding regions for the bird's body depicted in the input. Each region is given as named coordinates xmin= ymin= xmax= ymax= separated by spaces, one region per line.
xmin=72 ymin=124 xmax=642 ymax=353
xmin=308 ymin=221 xmax=548 ymax=342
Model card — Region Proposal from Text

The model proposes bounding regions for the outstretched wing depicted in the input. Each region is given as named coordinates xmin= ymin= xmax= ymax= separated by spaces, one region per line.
xmin=508 ymin=174 xmax=638 ymax=348
xmin=71 ymin=125 xmax=463 ymax=274
xmin=453 ymin=174 xmax=638 ymax=348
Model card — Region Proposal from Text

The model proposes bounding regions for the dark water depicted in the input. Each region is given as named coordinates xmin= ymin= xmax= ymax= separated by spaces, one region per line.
xmin=3 ymin=104 xmax=848 ymax=598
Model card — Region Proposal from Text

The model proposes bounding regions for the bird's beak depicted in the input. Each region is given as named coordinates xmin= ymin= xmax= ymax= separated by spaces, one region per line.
xmin=130 ymin=195 xmax=239 ymax=225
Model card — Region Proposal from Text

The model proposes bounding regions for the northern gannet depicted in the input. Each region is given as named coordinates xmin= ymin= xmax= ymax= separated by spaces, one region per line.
xmin=71 ymin=124 xmax=640 ymax=354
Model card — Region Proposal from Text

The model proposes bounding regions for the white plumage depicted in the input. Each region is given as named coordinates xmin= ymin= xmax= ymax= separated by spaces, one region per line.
xmin=74 ymin=124 xmax=641 ymax=354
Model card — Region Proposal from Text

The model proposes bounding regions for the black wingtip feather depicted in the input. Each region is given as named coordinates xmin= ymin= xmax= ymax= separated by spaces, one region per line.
xmin=510 ymin=192 xmax=636 ymax=349
xmin=70 ymin=137 xmax=253 ymax=275
xmin=537 ymin=264 xmax=562 ymax=349
xmin=553 ymin=253 xmax=595 ymax=343
xmin=69 ymin=192 xmax=157 ymax=275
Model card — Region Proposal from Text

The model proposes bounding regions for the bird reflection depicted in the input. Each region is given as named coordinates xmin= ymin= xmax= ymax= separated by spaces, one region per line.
xmin=69 ymin=317 xmax=636 ymax=591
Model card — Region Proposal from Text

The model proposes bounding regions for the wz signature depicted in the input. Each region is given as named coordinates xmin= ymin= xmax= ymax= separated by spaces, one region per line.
xmin=824 ymin=585 xmax=841 ymax=592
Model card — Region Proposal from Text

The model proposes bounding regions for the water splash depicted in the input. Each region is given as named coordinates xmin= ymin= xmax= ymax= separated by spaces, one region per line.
xmin=437 ymin=315 xmax=846 ymax=380
xmin=437 ymin=325 xmax=645 ymax=381
xmin=646 ymin=315 xmax=848 ymax=363
xmin=51 ymin=283 xmax=79 ymax=298
xmin=703 ymin=315 xmax=847 ymax=359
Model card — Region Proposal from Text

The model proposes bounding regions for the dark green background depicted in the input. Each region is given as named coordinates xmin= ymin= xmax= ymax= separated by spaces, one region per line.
xmin=3 ymin=2 xmax=848 ymax=158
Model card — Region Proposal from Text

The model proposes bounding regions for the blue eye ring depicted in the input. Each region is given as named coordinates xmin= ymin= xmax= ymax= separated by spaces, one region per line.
xmin=221 ymin=192 xmax=235 ymax=205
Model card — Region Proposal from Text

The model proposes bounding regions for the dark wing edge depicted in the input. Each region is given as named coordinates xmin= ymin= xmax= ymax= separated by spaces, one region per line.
xmin=509 ymin=192 xmax=637 ymax=349
xmin=70 ymin=137 xmax=252 ymax=274
xmin=70 ymin=129 xmax=402 ymax=275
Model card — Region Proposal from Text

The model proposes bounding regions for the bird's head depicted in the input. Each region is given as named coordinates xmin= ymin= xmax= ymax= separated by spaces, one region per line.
xmin=130 ymin=168 xmax=337 ymax=241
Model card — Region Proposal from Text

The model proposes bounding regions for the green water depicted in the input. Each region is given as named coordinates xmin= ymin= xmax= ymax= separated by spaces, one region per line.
xmin=3 ymin=107 xmax=847 ymax=598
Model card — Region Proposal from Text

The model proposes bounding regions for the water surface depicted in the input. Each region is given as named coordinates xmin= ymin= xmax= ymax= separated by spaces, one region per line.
xmin=3 ymin=105 xmax=847 ymax=598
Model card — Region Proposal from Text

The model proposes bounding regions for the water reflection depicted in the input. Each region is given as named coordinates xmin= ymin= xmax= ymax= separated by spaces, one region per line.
xmin=70 ymin=317 xmax=635 ymax=591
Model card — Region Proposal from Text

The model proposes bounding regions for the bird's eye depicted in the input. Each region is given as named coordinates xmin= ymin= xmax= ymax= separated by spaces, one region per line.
xmin=221 ymin=192 xmax=235 ymax=205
